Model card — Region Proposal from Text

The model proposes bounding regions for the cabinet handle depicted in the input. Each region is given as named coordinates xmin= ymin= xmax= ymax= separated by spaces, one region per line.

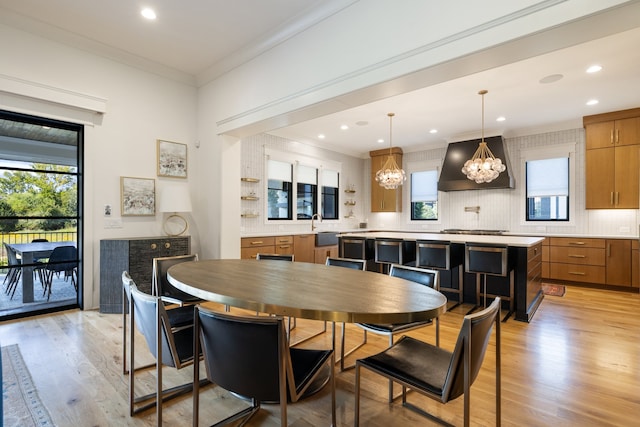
xmin=610 ymin=192 xmax=614 ymax=206
xmin=250 ymin=241 xmax=264 ymax=245
xmin=568 ymin=241 xmax=585 ymax=245
xmin=615 ymin=192 xmax=619 ymax=206
xmin=165 ymin=242 xmax=171 ymax=249
xmin=607 ymin=243 xmax=611 ymax=257
xmin=568 ymin=254 xmax=586 ymax=258
xmin=610 ymin=129 xmax=614 ymax=144
xmin=615 ymin=129 xmax=619 ymax=144
xmin=278 ymin=239 xmax=290 ymax=243
xmin=568 ymin=271 xmax=586 ymax=276
xmin=278 ymin=245 xmax=291 ymax=249
xmin=150 ymin=243 xmax=157 ymax=250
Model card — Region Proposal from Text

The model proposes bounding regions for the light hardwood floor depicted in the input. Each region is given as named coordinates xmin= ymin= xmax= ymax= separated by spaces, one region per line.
xmin=1 ymin=285 xmax=639 ymax=426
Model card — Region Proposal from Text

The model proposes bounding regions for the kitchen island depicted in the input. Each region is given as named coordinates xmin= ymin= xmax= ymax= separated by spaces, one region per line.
xmin=339 ymin=231 xmax=545 ymax=322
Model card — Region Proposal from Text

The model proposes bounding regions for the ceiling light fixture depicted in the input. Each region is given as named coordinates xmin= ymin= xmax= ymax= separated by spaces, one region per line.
xmin=586 ymin=99 xmax=599 ymax=106
xmin=461 ymin=90 xmax=506 ymax=183
xmin=141 ymin=8 xmax=157 ymax=20
xmin=375 ymin=113 xmax=406 ymax=189
xmin=586 ymin=65 xmax=602 ymax=73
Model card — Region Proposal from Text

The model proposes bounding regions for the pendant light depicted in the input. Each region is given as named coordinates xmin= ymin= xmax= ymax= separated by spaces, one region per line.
xmin=461 ymin=90 xmax=506 ymax=183
xmin=375 ymin=113 xmax=406 ymax=189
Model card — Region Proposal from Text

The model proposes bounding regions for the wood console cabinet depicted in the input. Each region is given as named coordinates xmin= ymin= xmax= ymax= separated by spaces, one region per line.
xmin=584 ymin=109 xmax=640 ymax=209
xmin=100 ymin=236 xmax=191 ymax=313
xmin=370 ymin=147 xmax=403 ymax=212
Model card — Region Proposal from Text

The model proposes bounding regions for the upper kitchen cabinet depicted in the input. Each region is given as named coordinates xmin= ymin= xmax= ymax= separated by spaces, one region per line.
xmin=584 ymin=108 xmax=640 ymax=209
xmin=370 ymin=147 xmax=403 ymax=212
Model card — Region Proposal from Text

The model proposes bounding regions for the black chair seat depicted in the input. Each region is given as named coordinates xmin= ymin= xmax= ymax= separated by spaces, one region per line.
xmin=358 ymin=319 xmax=432 ymax=334
xmin=358 ymin=335 xmax=451 ymax=397
xmin=166 ymin=305 xmax=195 ymax=328
xmin=290 ymin=347 xmax=333 ymax=395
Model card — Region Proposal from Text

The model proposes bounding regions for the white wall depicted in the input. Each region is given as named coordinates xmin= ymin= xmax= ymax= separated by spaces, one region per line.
xmin=366 ymin=128 xmax=640 ymax=237
xmin=0 ymin=24 xmax=197 ymax=309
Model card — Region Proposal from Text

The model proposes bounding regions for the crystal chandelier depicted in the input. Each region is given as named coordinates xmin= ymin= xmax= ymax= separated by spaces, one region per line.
xmin=375 ymin=113 xmax=406 ymax=189
xmin=461 ymin=90 xmax=506 ymax=183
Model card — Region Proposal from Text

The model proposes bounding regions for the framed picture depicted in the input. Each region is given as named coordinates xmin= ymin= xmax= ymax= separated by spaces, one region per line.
xmin=121 ymin=177 xmax=155 ymax=216
xmin=157 ymin=139 xmax=187 ymax=178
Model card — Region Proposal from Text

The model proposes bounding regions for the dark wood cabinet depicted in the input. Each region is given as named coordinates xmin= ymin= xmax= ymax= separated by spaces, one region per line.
xmin=100 ymin=236 xmax=190 ymax=313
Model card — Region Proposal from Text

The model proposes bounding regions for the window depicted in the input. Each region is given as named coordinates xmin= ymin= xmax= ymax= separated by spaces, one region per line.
xmin=411 ymin=169 xmax=438 ymax=220
xmin=526 ymin=157 xmax=569 ymax=221
xmin=296 ymin=164 xmax=317 ymax=219
xmin=321 ymin=169 xmax=339 ymax=220
xmin=267 ymin=159 xmax=292 ymax=220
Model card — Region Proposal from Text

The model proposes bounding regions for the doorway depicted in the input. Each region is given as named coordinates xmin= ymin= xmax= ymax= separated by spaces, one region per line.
xmin=0 ymin=110 xmax=83 ymax=320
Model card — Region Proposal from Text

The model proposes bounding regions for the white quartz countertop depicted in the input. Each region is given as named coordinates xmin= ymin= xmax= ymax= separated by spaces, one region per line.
xmin=340 ymin=231 xmax=544 ymax=247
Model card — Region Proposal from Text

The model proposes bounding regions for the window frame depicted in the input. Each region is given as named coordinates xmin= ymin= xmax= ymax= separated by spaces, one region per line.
xmin=406 ymin=160 xmax=441 ymax=225
xmin=520 ymin=143 xmax=575 ymax=226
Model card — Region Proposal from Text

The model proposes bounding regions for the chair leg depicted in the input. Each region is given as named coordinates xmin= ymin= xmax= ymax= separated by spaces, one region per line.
xmin=354 ymin=363 xmax=361 ymax=427
xmin=338 ymin=323 xmax=367 ymax=371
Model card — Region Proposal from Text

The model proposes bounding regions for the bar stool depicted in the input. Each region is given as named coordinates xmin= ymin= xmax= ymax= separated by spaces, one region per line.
xmin=340 ymin=236 xmax=374 ymax=271
xmin=416 ymin=240 xmax=464 ymax=309
xmin=374 ymin=238 xmax=415 ymax=274
xmin=465 ymin=242 xmax=514 ymax=322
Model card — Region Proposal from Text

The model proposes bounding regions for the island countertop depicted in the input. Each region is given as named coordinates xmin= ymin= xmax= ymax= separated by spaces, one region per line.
xmin=340 ymin=231 xmax=545 ymax=248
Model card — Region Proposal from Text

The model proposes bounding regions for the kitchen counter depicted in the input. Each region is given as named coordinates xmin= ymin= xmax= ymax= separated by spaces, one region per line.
xmin=340 ymin=231 xmax=544 ymax=247
xmin=339 ymin=231 xmax=544 ymax=322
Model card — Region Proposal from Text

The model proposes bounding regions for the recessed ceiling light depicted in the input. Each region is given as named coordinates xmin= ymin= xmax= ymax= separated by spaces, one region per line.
xmin=340 ymin=125 xmax=349 ymax=130
xmin=496 ymin=116 xmax=506 ymax=122
xmin=429 ymin=129 xmax=438 ymax=134
xmin=141 ymin=8 xmax=157 ymax=20
xmin=377 ymin=139 xmax=384 ymax=144
xmin=586 ymin=99 xmax=599 ymax=106
xmin=539 ymin=74 xmax=563 ymax=84
xmin=586 ymin=65 xmax=602 ymax=73
xmin=317 ymin=134 xmax=325 ymax=139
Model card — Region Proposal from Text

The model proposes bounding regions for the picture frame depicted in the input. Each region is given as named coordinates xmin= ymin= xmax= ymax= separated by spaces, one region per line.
xmin=121 ymin=177 xmax=155 ymax=216
xmin=157 ymin=139 xmax=187 ymax=178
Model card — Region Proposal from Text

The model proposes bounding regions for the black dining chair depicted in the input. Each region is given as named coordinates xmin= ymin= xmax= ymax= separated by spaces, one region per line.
xmin=354 ymin=297 xmax=501 ymax=427
xmin=3 ymin=242 xmax=22 ymax=300
xmin=255 ymin=253 xmax=295 ymax=261
xmin=193 ymin=306 xmax=336 ymax=427
xmin=151 ymin=253 xmax=201 ymax=306
xmin=124 ymin=272 xmax=207 ymax=424
xmin=42 ymin=245 xmax=77 ymax=301
xmin=344 ymin=264 xmax=441 ymax=400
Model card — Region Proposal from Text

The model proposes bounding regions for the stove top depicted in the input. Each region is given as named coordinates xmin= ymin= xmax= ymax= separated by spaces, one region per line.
xmin=440 ymin=229 xmax=507 ymax=235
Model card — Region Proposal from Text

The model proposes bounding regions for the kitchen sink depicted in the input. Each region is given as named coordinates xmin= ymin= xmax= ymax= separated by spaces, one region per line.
xmin=315 ymin=232 xmax=339 ymax=246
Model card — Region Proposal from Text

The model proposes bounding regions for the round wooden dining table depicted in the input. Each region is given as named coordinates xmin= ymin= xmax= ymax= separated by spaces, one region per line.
xmin=167 ymin=259 xmax=447 ymax=324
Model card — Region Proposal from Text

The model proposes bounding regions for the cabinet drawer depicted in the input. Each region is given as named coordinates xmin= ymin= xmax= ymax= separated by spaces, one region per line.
xmin=550 ymin=263 xmax=605 ymax=284
xmin=241 ymin=237 xmax=276 ymax=248
xmin=274 ymin=235 xmax=293 ymax=245
xmin=527 ymin=244 xmax=542 ymax=263
xmin=548 ymin=237 xmax=605 ymax=248
xmin=549 ymin=246 xmax=605 ymax=266
xmin=241 ymin=246 xmax=275 ymax=259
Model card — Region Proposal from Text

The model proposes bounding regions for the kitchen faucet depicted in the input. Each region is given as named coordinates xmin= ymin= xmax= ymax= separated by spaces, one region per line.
xmin=311 ymin=213 xmax=322 ymax=231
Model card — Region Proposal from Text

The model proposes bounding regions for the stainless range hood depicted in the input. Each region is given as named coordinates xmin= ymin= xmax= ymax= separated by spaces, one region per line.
xmin=438 ymin=136 xmax=515 ymax=191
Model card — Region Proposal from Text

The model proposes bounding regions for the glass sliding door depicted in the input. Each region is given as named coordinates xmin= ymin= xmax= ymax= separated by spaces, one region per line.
xmin=0 ymin=110 xmax=83 ymax=320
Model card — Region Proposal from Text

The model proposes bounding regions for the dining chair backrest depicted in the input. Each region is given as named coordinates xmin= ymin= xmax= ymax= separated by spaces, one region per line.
xmin=389 ymin=264 xmax=439 ymax=291
xmin=152 ymin=253 xmax=199 ymax=300
xmin=129 ymin=281 xmax=191 ymax=368
xmin=197 ymin=308 xmax=286 ymax=402
xmin=325 ymin=257 xmax=366 ymax=270
xmin=256 ymin=253 xmax=294 ymax=261
xmin=46 ymin=246 xmax=77 ymax=273
xmin=3 ymin=243 xmax=20 ymax=267
xmin=443 ymin=297 xmax=500 ymax=401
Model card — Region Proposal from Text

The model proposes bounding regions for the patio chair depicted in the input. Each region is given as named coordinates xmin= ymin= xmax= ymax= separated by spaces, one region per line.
xmin=3 ymin=243 xmax=22 ymax=300
xmin=42 ymin=245 xmax=78 ymax=301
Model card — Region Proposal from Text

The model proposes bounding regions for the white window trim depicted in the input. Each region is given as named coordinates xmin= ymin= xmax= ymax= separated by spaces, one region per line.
xmin=264 ymin=149 xmax=341 ymax=224
xmin=405 ymin=159 xmax=442 ymax=225
xmin=519 ymin=142 xmax=576 ymax=226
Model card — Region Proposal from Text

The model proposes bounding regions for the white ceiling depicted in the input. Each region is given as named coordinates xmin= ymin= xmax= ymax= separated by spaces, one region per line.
xmin=2 ymin=0 xmax=640 ymax=157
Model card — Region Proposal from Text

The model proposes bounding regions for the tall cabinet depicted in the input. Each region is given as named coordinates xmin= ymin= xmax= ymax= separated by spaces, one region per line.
xmin=100 ymin=236 xmax=191 ymax=313
xmin=370 ymin=147 xmax=403 ymax=212
xmin=584 ymin=108 xmax=640 ymax=209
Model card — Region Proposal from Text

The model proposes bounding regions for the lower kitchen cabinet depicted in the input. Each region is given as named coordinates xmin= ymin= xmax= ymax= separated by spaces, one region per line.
xmin=293 ymin=234 xmax=315 ymax=263
xmin=314 ymin=245 xmax=338 ymax=264
xmin=100 ymin=236 xmax=191 ymax=313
